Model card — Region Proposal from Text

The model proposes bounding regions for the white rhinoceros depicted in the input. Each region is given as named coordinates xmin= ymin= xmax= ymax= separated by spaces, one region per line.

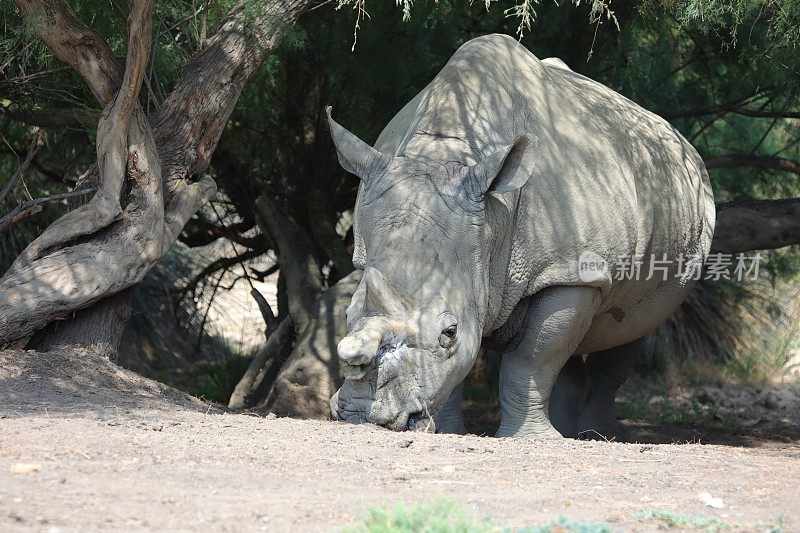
xmin=327 ymin=34 xmax=715 ymax=438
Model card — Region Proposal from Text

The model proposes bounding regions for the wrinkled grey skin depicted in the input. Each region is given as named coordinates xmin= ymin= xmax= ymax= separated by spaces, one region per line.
xmin=329 ymin=34 xmax=715 ymax=437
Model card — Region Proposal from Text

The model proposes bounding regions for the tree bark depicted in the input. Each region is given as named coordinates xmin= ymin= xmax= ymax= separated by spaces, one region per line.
xmin=1 ymin=0 xmax=311 ymax=349
xmin=711 ymin=198 xmax=800 ymax=254
xmin=29 ymin=289 xmax=133 ymax=358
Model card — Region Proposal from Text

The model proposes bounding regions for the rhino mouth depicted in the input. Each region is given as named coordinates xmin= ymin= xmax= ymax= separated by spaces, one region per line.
xmin=405 ymin=411 xmax=435 ymax=432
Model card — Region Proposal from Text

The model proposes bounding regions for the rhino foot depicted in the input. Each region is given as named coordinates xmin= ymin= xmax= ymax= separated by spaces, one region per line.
xmin=576 ymin=412 xmax=628 ymax=442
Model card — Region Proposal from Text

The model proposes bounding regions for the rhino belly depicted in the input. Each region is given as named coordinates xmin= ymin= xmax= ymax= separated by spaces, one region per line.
xmin=576 ymin=274 xmax=697 ymax=354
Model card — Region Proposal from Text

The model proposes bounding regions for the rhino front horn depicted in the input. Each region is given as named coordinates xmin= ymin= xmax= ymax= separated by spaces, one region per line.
xmin=337 ymin=325 xmax=383 ymax=368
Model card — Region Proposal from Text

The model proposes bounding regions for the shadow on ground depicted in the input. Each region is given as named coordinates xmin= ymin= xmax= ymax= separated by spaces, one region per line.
xmin=462 ymin=380 xmax=800 ymax=448
xmin=3 ymin=347 xmax=799 ymax=448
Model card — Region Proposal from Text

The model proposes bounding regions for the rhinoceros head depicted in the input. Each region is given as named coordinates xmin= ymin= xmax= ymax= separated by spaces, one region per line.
xmin=326 ymin=107 xmax=536 ymax=431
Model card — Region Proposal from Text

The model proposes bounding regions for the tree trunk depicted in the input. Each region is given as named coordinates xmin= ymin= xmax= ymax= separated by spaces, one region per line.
xmin=30 ymin=290 xmax=133 ymax=358
xmin=1 ymin=0 xmax=311 ymax=350
xmin=227 ymin=194 xmax=328 ymax=409
xmin=228 ymin=317 xmax=294 ymax=409
xmin=259 ymin=270 xmax=361 ymax=418
xmin=254 ymin=195 xmax=325 ymax=335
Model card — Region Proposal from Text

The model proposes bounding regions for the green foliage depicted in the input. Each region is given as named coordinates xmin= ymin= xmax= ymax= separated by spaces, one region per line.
xmin=655 ymin=396 xmax=719 ymax=426
xmin=518 ymin=517 xmax=613 ymax=533
xmin=2 ymin=0 xmax=799 ymax=376
xmin=335 ymin=0 xmax=619 ymax=41
xmin=636 ymin=509 xmax=734 ymax=531
xmin=613 ymin=397 xmax=647 ymax=422
xmin=724 ymin=319 xmax=800 ymax=384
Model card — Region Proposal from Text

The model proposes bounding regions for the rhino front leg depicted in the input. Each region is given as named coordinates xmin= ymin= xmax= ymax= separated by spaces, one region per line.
xmin=434 ymin=381 xmax=467 ymax=434
xmin=496 ymin=286 xmax=601 ymax=438
xmin=577 ymin=338 xmax=641 ymax=441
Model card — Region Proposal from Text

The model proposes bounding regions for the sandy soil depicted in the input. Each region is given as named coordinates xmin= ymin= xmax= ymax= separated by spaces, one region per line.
xmin=1 ymin=348 xmax=798 ymax=532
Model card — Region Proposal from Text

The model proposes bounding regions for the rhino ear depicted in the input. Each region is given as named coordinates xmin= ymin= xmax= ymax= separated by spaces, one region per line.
xmin=464 ymin=133 xmax=538 ymax=202
xmin=327 ymin=106 xmax=391 ymax=181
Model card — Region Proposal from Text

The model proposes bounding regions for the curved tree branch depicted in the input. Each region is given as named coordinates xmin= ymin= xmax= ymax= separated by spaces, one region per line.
xmin=712 ymin=198 xmax=800 ymax=254
xmin=1 ymin=105 xmax=100 ymax=129
xmin=12 ymin=0 xmax=122 ymax=104
xmin=0 ymin=0 xmax=312 ymax=346
xmin=10 ymin=0 xmax=154 ymax=268
xmin=704 ymin=155 xmax=800 ymax=175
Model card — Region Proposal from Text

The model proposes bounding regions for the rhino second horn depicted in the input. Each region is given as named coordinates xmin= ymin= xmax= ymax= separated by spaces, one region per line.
xmin=363 ymin=267 xmax=410 ymax=319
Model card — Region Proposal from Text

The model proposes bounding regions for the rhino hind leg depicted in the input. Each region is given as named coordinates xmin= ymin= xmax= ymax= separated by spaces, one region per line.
xmin=548 ymin=355 xmax=589 ymax=438
xmin=576 ymin=338 xmax=642 ymax=441
xmin=434 ymin=381 xmax=467 ymax=435
xmin=496 ymin=286 xmax=602 ymax=438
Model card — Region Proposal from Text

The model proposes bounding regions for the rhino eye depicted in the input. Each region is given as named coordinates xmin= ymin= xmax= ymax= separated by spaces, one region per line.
xmin=439 ymin=324 xmax=457 ymax=349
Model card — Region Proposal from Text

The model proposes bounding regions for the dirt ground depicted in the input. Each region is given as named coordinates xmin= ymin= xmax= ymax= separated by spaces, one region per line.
xmin=1 ymin=348 xmax=799 ymax=531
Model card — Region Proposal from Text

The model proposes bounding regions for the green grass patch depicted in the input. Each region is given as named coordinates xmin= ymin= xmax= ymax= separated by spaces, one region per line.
xmin=636 ymin=509 xmax=783 ymax=532
xmin=346 ymin=499 xmax=613 ymax=533
xmin=615 ymin=398 xmax=648 ymax=421
xmin=655 ymin=396 xmax=720 ymax=426
xmin=519 ymin=517 xmax=613 ymax=533
xmin=345 ymin=499 xmax=495 ymax=533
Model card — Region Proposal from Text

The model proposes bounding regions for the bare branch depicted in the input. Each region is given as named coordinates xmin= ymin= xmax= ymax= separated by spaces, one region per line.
xmin=1 ymin=105 xmax=100 ymax=129
xmin=704 ymin=155 xmax=800 ymax=176
xmin=178 ymin=247 xmax=263 ymax=303
xmin=228 ymin=317 xmax=294 ymax=410
xmin=0 ymin=188 xmax=95 ymax=233
xmin=251 ymin=286 xmax=278 ymax=334
xmin=0 ymin=140 xmax=40 ymax=206
xmin=660 ymin=93 xmax=768 ymax=120
xmin=731 ymin=109 xmax=800 ymax=120
xmin=162 ymin=176 xmax=218 ymax=248
xmin=663 ymin=100 xmax=800 ymax=121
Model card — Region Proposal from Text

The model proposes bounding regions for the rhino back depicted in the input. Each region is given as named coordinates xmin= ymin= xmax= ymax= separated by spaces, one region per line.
xmin=372 ymin=34 xmax=715 ymax=345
